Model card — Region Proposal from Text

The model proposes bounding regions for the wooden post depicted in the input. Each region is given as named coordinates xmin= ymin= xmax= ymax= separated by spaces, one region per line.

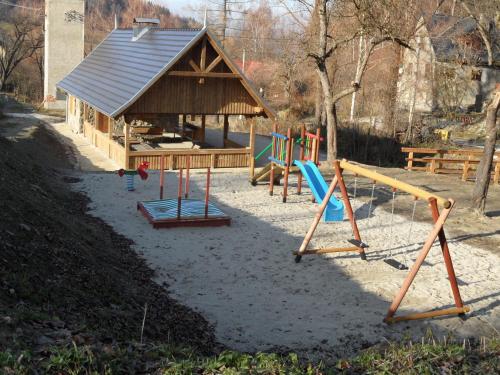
xmin=494 ymin=161 xmax=500 ymax=185
xmin=223 ymin=115 xmax=229 ymax=147
xmin=429 ymin=159 xmax=436 ymax=174
xmin=295 ymin=175 xmax=339 ymax=262
xmin=108 ymin=117 xmax=112 ymax=139
xmin=429 ymin=198 xmax=465 ymax=310
xmin=185 ymin=156 xmax=191 ymax=199
xmin=314 ymin=128 xmax=321 ymax=165
xmin=160 ymin=155 xmax=165 ymax=199
xmin=205 ymin=167 xmax=211 ymax=218
xmin=282 ymin=128 xmax=292 ymax=203
xmin=182 ymin=114 xmax=187 ymax=137
xmin=248 ymin=117 xmax=256 ymax=179
xmin=177 ymin=169 xmax=183 ymax=220
xmin=297 ymin=124 xmax=305 ymax=194
xmin=462 ymin=158 xmax=470 ymax=181
xmin=384 ymin=200 xmax=454 ymax=322
xmin=124 ymin=121 xmax=130 ymax=169
xmin=269 ymin=123 xmax=277 ymax=196
xmin=201 ymin=115 xmax=206 ymax=143
xmin=407 ymin=151 xmax=414 ymax=170
xmin=333 ymin=161 xmax=365 ymax=259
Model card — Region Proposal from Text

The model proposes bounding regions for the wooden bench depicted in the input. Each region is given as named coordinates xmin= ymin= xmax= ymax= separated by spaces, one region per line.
xmin=402 ymin=147 xmax=500 ymax=184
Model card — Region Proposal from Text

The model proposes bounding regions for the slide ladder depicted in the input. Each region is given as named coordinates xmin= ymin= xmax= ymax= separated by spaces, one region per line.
xmin=294 ymin=160 xmax=344 ymax=222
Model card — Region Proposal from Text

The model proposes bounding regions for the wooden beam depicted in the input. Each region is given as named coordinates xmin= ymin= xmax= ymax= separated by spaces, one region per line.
xmin=293 ymin=247 xmax=360 ymax=255
xmin=201 ymin=115 xmax=206 ymax=143
xmin=200 ymin=37 xmax=207 ymax=71
xmin=200 ymin=37 xmax=207 ymax=84
xmin=189 ymin=59 xmax=201 ymax=72
xmin=384 ymin=200 xmax=455 ymax=323
xmin=223 ymin=115 xmax=229 ymax=143
xmin=339 ymin=159 xmax=452 ymax=208
xmin=248 ymin=117 xmax=255 ymax=179
xmin=205 ymin=55 xmax=222 ymax=73
xmin=385 ymin=306 xmax=470 ymax=324
xmin=168 ymin=71 xmax=239 ymax=78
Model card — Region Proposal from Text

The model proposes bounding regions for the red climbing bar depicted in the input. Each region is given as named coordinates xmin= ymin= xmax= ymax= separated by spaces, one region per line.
xmin=205 ymin=167 xmax=211 ymax=218
xmin=177 ymin=168 xmax=183 ymax=219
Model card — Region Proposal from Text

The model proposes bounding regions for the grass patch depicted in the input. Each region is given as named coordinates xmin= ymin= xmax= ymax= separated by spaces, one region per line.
xmin=1 ymin=337 xmax=498 ymax=374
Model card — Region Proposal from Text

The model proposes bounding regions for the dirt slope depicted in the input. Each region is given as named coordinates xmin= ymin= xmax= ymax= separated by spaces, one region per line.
xmin=0 ymin=123 xmax=217 ymax=369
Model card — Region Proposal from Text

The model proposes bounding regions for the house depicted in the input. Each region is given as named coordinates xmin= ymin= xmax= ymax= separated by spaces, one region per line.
xmin=397 ymin=14 xmax=499 ymax=114
xmin=57 ymin=18 xmax=275 ymax=170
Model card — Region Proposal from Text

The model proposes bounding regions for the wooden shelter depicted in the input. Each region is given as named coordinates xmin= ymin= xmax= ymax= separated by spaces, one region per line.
xmin=58 ymin=21 xmax=275 ymax=170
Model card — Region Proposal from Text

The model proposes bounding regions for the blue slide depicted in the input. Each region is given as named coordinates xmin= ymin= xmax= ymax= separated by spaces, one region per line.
xmin=294 ymin=160 xmax=344 ymax=222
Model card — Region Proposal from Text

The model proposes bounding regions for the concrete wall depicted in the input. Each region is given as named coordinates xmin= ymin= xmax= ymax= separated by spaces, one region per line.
xmin=44 ymin=0 xmax=84 ymax=110
xmin=66 ymin=95 xmax=83 ymax=133
xmin=397 ymin=23 xmax=435 ymax=113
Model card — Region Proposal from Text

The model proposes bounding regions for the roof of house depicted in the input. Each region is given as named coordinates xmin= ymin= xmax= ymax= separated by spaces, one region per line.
xmin=426 ymin=14 xmax=499 ymax=66
xmin=57 ymin=27 xmax=276 ymax=118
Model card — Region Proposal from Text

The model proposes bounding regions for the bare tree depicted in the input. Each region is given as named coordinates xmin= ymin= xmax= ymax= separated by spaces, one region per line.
xmin=471 ymin=90 xmax=499 ymax=213
xmin=459 ymin=0 xmax=496 ymax=66
xmin=458 ymin=1 xmax=499 ymax=212
xmin=303 ymin=0 xmax=418 ymax=160
xmin=0 ymin=15 xmax=43 ymax=91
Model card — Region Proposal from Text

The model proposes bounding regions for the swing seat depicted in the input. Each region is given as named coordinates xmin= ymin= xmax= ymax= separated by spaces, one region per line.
xmin=348 ymin=239 xmax=369 ymax=248
xmin=384 ymin=258 xmax=409 ymax=270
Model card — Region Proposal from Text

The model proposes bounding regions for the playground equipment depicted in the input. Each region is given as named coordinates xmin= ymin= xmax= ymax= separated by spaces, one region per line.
xmin=137 ymin=156 xmax=231 ymax=228
xmin=118 ymin=161 xmax=149 ymax=191
xmin=250 ymin=124 xmax=322 ymax=203
xmin=294 ymin=159 xmax=470 ymax=323
xmin=294 ymin=161 xmax=344 ymax=222
xmin=268 ymin=125 xmax=293 ymax=202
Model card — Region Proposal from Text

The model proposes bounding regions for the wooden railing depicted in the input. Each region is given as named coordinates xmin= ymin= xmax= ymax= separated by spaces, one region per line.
xmin=128 ymin=148 xmax=252 ymax=170
xmin=402 ymin=147 xmax=500 ymax=184
xmin=83 ymin=121 xmax=253 ymax=170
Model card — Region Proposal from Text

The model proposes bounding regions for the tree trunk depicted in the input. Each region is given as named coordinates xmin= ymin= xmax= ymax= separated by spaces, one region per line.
xmin=315 ymin=0 xmax=337 ymax=161
xmin=314 ymin=77 xmax=322 ymax=127
xmin=471 ymin=91 xmax=500 ymax=213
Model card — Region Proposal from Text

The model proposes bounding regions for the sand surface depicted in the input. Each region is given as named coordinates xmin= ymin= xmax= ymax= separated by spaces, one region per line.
xmin=75 ymin=169 xmax=500 ymax=355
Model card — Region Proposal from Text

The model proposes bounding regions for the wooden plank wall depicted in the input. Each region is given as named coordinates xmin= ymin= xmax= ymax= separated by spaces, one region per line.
xmin=83 ymin=121 xmax=126 ymax=167
xmin=126 ymin=75 xmax=258 ymax=115
xmin=128 ymin=149 xmax=251 ymax=170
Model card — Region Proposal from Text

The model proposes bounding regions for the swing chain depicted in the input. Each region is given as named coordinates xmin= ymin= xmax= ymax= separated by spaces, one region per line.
xmin=407 ymin=198 xmax=418 ymax=244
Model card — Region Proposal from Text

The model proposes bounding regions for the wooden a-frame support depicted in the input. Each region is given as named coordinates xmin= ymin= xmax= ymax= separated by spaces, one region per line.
xmin=294 ymin=159 xmax=470 ymax=323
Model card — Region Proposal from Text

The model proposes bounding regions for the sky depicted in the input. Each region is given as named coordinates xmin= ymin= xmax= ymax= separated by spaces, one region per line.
xmin=159 ymin=0 xmax=202 ymax=16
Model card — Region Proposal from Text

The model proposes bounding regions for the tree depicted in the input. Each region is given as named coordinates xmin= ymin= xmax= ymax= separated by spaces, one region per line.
xmin=458 ymin=1 xmax=498 ymax=212
xmin=0 ymin=13 xmax=43 ymax=91
xmin=300 ymin=0 xmax=418 ymax=160
xmin=471 ymin=89 xmax=499 ymax=213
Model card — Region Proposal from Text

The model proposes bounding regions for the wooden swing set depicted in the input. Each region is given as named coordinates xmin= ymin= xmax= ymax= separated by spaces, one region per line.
xmin=295 ymin=159 xmax=470 ymax=323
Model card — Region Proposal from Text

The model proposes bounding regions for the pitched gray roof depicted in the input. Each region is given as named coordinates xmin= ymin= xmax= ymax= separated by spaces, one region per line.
xmin=427 ymin=14 xmax=499 ymax=66
xmin=57 ymin=28 xmax=205 ymax=117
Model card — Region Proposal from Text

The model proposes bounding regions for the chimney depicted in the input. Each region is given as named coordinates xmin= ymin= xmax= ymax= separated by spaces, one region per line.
xmin=132 ymin=18 xmax=160 ymax=41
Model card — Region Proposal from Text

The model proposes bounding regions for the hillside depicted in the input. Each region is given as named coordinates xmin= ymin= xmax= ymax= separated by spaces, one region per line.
xmin=0 ymin=102 xmax=217 ymax=372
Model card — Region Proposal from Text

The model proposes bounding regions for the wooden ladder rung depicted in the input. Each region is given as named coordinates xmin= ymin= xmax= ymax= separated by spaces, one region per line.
xmin=384 ymin=306 xmax=470 ymax=324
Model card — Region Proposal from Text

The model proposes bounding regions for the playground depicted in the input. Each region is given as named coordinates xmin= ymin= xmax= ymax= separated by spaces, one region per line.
xmin=76 ymin=165 xmax=500 ymax=354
